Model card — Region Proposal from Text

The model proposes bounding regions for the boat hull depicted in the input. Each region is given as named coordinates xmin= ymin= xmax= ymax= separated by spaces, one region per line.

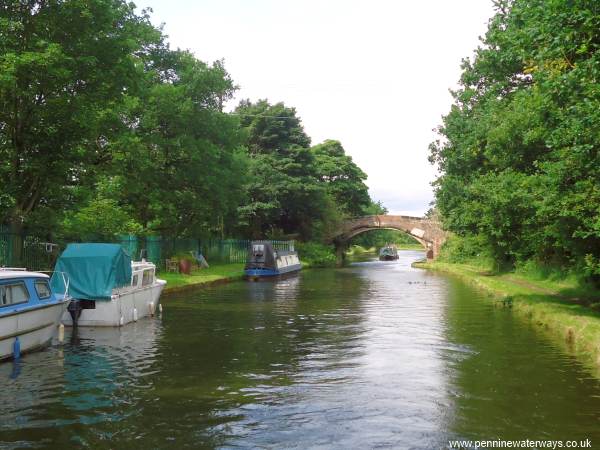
xmin=0 ymin=301 xmax=68 ymax=361
xmin=379 ymin=255 xmax=399 ymax=261
xmin=245 ymin=264 xmax=302 ymax=280
xmin=61 ymin=280 xmax=166 ymax=327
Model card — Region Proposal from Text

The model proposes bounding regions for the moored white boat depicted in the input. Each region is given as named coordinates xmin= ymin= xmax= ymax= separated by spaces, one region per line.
xmin=52 ymin=244 xmax=166 ymax=327
xmin=0 ymin=269 xmax=69 ymax=361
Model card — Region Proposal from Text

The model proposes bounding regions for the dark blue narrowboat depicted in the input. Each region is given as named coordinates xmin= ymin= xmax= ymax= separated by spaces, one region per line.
xmin=245 ymin=241 xmax=302 ymax=280
xmin=379 ymin=244 xmax=399 ymax=261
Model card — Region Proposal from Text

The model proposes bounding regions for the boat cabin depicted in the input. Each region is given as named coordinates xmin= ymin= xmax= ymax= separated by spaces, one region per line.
xmin=1 ymin=270 xmax=60 ymax=311
xmin=0 ymin=269 xmax=69 ymax=360
xmin=129 ymin=262 xmax=157 ymax=290
xmin=379 ymin=245 xmax=399 ymax=260
xmin=246 ymin=242 xmax=277 ymax=270
xmin=245 ymin=241 xmax=301 ymax=278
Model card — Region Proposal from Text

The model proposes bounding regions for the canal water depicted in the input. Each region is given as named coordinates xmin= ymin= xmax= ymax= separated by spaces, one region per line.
xmin=1 ymin=251 xmax=599 ymax=449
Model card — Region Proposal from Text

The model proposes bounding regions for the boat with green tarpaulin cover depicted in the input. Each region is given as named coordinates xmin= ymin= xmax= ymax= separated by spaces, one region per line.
xmin=51 ymin=243 xmax=166 ymax=327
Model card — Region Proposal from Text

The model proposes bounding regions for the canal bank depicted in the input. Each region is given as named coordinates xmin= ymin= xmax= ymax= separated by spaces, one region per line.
xmin=161 ymin=261 xmax=320 ymax=295
xmin=414 ymin=260 xmax=600 ymax=377
xmin=162 ymin=264 xmax=245 ymax=294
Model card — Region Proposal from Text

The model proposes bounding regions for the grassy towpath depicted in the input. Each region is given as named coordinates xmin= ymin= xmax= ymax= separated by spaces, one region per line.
xmin=161 ymin=263 xmax=245 ymax=293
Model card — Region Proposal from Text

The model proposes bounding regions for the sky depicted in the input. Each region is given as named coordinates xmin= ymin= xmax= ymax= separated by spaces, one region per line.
xmin=137 ymin=0 xmax=496 ymax=216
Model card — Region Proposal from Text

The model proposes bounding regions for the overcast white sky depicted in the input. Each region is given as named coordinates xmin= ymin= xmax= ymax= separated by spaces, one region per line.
xmin=138 ymin=0 xmax=496 ymax=216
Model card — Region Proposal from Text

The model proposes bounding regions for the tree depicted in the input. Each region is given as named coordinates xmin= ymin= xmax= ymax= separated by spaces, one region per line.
xmin=311 ymin=140 xmax=370 ymax=217
xmin=429 ymin=0 xmax=600 ymax=280
xmin=0 ymin=0 xmax=162 ymax=237
xmin=61 ymin=198 xmax=143 ymax=241
xmin=235 ymin=100 xmax=324 ymax=238
xmin=0 ymin=1 xmax=380 ymax=246
xmin=106 ymin=52 xmax=245 ymax=238
xmin=236 ymin=99 xmax=311 ymax=155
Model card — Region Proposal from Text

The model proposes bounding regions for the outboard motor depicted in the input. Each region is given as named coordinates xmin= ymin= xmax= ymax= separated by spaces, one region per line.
xmin=67 ymin=300 xmax=82 ymax=327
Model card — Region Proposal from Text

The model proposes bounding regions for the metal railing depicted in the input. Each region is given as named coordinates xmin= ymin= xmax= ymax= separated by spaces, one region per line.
xmin=116 ymin=236 xmax=295 ymax=272
xmin=116 ymin=237 xmax=295 ymax=271
xmin=0 ymin=227 xmax=60 ymax=271
xmin=0 ymin=227 xmax=294 ymax=273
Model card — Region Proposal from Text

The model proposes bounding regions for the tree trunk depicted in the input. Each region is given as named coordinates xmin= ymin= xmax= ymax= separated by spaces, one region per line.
xmin=335 ymin=241 xmax=347 ymax=267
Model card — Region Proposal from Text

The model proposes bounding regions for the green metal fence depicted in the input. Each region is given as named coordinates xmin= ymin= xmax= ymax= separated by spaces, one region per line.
xmin=0 ymin=226 xmax=60 ymax=271
xmin=22 ymin=237 xmax=60 ymax=271
xmin=116 ymin=236 xmax=295 ymax=271
xmin=199 ymin=239 xmax=247 ymax=264
xmin=1 ymin=227 xmax=294 ymax=273
xmin=0 ymin=225 xmax=13 ymax=268
xmin=198 ymin=239 xmax=294 ymax=265
xmin=118 ymin=235 xmax=140 ymax=260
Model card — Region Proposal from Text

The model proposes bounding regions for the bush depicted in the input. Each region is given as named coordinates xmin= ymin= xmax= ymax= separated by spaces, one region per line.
xmin=173 ymin=252 xmax=196 ymax=263
xmin=296 ymin=241 xmax=337 ymax=268
xmin=582 ymin=255 xmax=600 ymax=288
xmin=438 ymin=234 xmax=492 ymax=265
xmin=347 ymin=245 xmax=375 ymax=256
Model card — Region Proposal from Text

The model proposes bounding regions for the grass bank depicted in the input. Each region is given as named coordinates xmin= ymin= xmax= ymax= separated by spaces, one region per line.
xmin=159 ymin=242 xmax=333 ymax=294
xmin=414 ymin=260 xmax=600 ymax=377
xmin=346 ymin=245 xmax=376 ymax=256
xmin=161 ymin=263 xmax=245 ymax=294
xmin=395 ymin=243 xmax=424 ymax=251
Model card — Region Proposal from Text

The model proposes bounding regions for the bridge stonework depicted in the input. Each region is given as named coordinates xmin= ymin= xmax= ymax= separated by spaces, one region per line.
xmin=333 ymin=215 xmax=447 ymax=260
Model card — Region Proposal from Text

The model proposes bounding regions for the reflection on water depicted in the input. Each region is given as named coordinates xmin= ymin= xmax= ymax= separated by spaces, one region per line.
xmin=0 ymin=321 xmax=162 ymax=447
xmin=443 ymin=279 xmax=600 ymax=442
xmin=1 ymin=251 xmax=599 ymax=449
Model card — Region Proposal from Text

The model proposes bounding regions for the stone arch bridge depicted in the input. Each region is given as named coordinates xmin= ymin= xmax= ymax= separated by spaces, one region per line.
xmin=332 ymin=215 xmax=446 ymax=260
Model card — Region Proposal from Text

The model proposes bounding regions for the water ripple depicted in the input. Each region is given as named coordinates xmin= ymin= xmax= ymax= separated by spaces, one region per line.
xmin=1 ymin=251 xmax=600 ymax=449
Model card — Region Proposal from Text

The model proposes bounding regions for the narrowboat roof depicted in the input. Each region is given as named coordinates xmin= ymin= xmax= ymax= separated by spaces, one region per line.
xmin=0 ymin=270 xmax=49 ymax=280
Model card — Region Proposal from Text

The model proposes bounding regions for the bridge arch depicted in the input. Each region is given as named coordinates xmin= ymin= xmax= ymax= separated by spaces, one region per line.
xmin=342 ymin=227 xmax=430 ymax=250
xmin=332 ymin=215 xmax=446 ymax=260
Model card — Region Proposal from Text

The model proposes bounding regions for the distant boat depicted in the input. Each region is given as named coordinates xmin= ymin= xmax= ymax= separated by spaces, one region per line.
xmin=379 ymin=244 xmax=399 ymax=261
xmin=245 ymin=241 xmax=301 ymax=280
xmin=0 ymin=268 xmax=69 ymax=361
xmin=52 ymin=244 xmax=166 ymax=327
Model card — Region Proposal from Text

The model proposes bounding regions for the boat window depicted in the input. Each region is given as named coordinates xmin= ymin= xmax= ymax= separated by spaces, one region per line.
xmin=35 ymin=280 xmax=52 ymax=299
xmin=132 ymin=274 xmax=139 ymax=287
xmin=253 ymin=244 xmax=264 ymax=253
xmin=142 ymin=270 xmax=153 ymax=286
xmin=0 ymin=282 xmax=30 ymax=307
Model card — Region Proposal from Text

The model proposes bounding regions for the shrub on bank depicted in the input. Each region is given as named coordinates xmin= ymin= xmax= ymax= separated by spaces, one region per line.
xmin=440 ymin=235 xmax=600 ymax=300
xmin=296 ymin=242 xmax=337 ymax=268
xmin=438 ymin=235 xmax=492 ymax=266
xmin=347 ymin=245 xmax=375 ymax=256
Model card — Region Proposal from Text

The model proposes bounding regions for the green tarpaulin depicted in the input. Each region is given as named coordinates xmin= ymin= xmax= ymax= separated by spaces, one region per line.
xmin=51 ymin=243 xmax=132 ymax=301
